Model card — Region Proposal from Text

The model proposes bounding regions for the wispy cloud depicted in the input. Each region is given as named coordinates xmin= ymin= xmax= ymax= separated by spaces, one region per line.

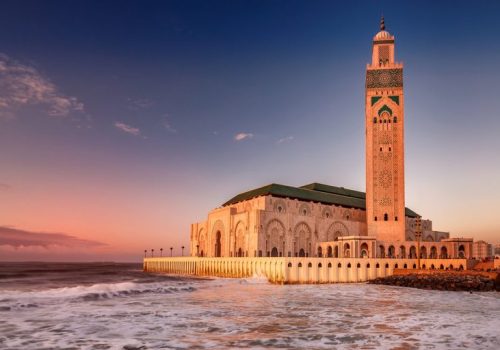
xmin=114 ymin=121 xmax=141 ymax=136
xmin=162 ymin=118 xmax=178 ymax=133
xmin=127 ymin=97 xmax=154 ymax=110
xmin=0 ymin=183 xmax=11 ymax=191
xmin=276 ymin=136 xmax=294 ymax=144
xmin=0 ymin=53 xmax=84 ymax=118
xmin=234 ymin=132 xmax=254 ymax=141
xmin=0 ymin=226 xmax=106 ymax=249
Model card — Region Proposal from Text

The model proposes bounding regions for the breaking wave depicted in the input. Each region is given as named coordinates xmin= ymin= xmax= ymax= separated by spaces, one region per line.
xmin=0 ymin=281 xmax=197 ymax=303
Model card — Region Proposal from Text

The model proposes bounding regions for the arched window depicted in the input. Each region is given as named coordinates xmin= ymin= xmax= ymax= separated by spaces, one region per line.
xmin=357 ymin=263 xmax=361 ymax=268
xmin=338 ymin=263 xmax=342 ymax=268
xmin=374 ymin=216 xmax=378 ymax=221
xmin=367 ymin=263 xmax=371 ymax=268
xmin=287 ymin=262 xmax=292 ymax=268
xmin=298 ymin=263 xmax=303 ymax=268
xmin=373 ymin=117 xmax=377 ymax=123
xmin=389 ymin=147 xmax=391 ymax=152
xmin=328 ymin=262 xmax=332 ymax=268
xmin=376 ymin=263 xmax=380 ymax=268
xmin=308 ymin=262 xmax=312 ymax=268
xmin=384 ymin=213 xmax=388 ymax=221
xmin=347 ymin=263 xmax=352 ymax=268
xmin=395 ymin=216 xmax=398 ymax=221
xmin=393 ymin=116 xmax=397 ymax=123
xmin=318 ymin=263 xmax=322 ymax=268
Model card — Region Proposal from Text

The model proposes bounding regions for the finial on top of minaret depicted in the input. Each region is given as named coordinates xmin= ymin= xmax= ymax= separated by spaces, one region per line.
xmin=380 ymin=16 xmax=385 ymax=31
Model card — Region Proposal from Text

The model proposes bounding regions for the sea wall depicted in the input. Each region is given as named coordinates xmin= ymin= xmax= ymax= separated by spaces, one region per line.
xmin=143 ymin=257 xmax=470 ymax=284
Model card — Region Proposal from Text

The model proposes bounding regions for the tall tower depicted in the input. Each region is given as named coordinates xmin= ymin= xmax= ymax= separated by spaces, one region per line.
xmin=365 ymin=17 xmax=405 ymax=242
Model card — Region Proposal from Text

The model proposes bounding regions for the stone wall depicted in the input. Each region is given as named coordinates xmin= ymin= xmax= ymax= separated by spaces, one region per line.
xmin=143 ymin=257 xmax=469 ymax=284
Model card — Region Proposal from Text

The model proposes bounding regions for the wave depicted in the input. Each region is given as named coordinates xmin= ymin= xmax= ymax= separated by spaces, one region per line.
xmin=0 ymin=280 xmax=197 ymax=303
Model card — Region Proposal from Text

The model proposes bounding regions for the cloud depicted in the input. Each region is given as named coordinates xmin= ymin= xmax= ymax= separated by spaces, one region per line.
xmin=0 ymin=226 xmax=106 ymax=249
xmin=162 ymin=119 xmax=178 ymax=133
xmin=234 ymin=132 xmax=254 ymax=141
xmin=276 ymin=136 xmax=294 ymax=144
xmin=114 ymin=121 xmax=141 ymax=136
xmin=0 ymin=183 xmax=11 ymax=191
xmin=127 ymin=97 xmax=154 ymax=110
xmin=0 ymin=53 xmax=84 ymax=118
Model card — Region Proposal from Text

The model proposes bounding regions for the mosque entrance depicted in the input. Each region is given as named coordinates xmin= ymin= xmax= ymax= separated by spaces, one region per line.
xmin=215 ymin=231 xmax=222 ymax=257
xmin=271 ymin=247 xmax=279 ymax=257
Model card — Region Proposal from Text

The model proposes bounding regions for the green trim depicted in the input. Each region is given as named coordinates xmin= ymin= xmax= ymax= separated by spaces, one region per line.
xmin=378 ymin=104 xmax=392 ymax=116
xmin=371 ymin=96 xmax=382 ymax=106
xmin=389 ymin=96 xmax=400 ymax=105
xmin=222 ymin=182 xmax=419 ymax=218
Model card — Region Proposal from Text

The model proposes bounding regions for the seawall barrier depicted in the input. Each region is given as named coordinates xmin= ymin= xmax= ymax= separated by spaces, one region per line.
xmin=143 ymin=257 xmax=471 ymax=284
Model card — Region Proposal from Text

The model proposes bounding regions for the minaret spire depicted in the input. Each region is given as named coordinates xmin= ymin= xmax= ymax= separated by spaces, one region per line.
xmin=380 ymin=16 xmax=385 ymax=31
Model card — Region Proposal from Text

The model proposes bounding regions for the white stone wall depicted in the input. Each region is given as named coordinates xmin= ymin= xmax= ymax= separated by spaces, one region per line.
xmin=144 ymin=257 xmax=471 ymax=284
xmin=189 ymin=195 xmax=457 ymax=259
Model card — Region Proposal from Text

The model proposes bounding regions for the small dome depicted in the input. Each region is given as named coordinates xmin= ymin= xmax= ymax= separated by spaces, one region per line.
xmin=374 ymin=30 xmax=392 ymax=40
xmin=373 ymin=16 xmax=393 ymax=41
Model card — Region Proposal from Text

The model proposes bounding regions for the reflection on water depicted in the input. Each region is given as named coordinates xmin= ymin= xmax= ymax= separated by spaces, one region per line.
xmin=0 ymin=263 xmax=499 ymax=349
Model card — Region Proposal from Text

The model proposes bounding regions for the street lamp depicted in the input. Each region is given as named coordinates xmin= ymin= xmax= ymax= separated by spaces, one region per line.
xmin=170 ymin=247 xmax=173 ymax=257
xmin=415 ymin=216 xmax=422 ymax=269
xmin=144 ymin=249 xmax=147 ymax=258
xmin=160 ymin=248 xmax=163 ymax=257
xmin=181 ymin=246 xmax=185 ymax=256
xmin=151 ymin=249 xmax=154 ymax=258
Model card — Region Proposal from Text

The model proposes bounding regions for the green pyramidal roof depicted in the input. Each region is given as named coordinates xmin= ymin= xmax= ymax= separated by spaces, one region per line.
xmin=222 ymin=182 xmax=419 ymax=218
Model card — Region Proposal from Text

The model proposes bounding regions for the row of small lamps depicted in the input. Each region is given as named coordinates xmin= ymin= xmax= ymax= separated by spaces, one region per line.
xmin=144 ymin=246 xmax=185 ymax=258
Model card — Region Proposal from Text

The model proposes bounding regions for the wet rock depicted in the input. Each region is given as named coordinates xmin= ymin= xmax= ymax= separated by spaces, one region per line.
xmin=369 ymin=272 xmax=498 ymax=292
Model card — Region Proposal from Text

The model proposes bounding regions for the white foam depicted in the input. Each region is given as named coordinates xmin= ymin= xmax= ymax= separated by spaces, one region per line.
xmin=0 ymin=279 xmax=499 ymax=349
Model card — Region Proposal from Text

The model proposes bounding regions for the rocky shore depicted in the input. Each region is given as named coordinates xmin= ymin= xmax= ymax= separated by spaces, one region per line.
xmin=369 ymin=272 xmax=500 ymax=292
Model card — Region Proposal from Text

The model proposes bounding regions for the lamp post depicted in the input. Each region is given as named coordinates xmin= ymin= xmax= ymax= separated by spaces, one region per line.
xmin=181 ymin=246 xmax=185 ymax=257
xmin=415 ymin=216 xmax=422 ymax=269
xmin=160 ymin=248 xmax=163 ymax=257
xmin=144 ymin=249 xmax=147 ymax=258
xmin=170 ymin=246 xmax=173 ymax=257
xmin=151 ymin=249 xmax=154 ymax=258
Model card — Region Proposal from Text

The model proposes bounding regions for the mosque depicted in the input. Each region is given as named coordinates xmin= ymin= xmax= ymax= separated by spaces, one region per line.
xmin=189 ymin=18 xmax=473 ymax=263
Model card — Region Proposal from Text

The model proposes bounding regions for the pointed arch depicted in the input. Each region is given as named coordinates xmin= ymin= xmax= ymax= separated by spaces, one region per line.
xmin=266 ymin=219 xmax=286 ymax=257
xmin=211 ymin=220 xmax=225 ymax=257
xmin=294 ymin=221 xmax=312 ymax=257
xmin=326 ymin=221 xmax=349 ymax=241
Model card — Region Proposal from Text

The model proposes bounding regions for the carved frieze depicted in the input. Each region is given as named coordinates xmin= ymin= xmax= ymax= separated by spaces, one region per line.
xmin=366 ymin=69 xmax=403 ymax=89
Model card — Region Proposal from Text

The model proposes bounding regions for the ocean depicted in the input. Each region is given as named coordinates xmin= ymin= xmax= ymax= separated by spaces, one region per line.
xmin=0 ymin=262 xmax=498 ymax=349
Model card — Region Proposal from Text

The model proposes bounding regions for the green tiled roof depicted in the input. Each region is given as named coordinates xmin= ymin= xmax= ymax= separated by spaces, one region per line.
xmin=222 ymin=182 xmax=419 ymax=218
xmin=300 ymin=183 xmax=366 ymax=200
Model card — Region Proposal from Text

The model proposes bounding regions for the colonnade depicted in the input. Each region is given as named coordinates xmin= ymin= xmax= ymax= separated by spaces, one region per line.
xmin=143 ymin=257 xmax=470 ymax=284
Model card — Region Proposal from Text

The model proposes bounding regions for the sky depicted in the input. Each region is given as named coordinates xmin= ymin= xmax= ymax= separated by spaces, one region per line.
xmin=0 ymin=0 xmax=499 ymax=262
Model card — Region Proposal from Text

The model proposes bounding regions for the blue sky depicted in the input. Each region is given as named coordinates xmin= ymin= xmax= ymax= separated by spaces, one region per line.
xmin=0 ymin=0 xmax=499 ymax=260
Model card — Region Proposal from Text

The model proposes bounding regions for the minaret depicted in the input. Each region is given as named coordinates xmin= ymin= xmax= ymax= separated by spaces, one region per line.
xmin=365 ymin=17 xmax=405 ymax=242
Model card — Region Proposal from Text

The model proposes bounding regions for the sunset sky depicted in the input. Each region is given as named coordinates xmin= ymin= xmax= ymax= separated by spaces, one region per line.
xmin=1 ymin=0 xmax=499 ymax=261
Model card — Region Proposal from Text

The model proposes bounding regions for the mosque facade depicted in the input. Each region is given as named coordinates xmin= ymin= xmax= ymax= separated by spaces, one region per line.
xmin=189 ymin=19 xmax=474 ymax=262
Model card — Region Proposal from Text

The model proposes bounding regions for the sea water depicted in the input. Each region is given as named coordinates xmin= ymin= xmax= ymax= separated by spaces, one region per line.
xmin=0 ymin=262 xmax=498 ymax=349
